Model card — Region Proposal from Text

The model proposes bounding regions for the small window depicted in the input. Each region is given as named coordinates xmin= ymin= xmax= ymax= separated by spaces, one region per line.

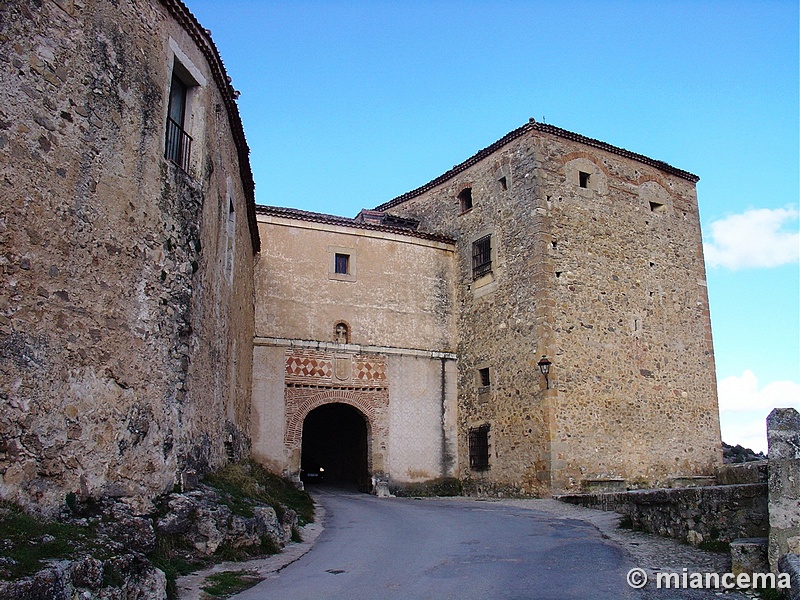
xmin=334 ymin=253 xmax=350 ymax=275
xmin=225 ymin=197 xmax=235 ymax=283
xmin=478 ymin=368 xmax=491 ymax=387
xmin=472 ymin=235 xmax=492 ymax=279
xmin=469 ymin=425 xmax=490 ymax=471
xmin=649 ymin=201 xmax=666 ymax=213
xmin=579 ymin=171 xmax=590 ymax=189
xmin=498 ymin=176 xmax=508 ymax=191
xmin=458 ymin=188 xmax=473 ymax=212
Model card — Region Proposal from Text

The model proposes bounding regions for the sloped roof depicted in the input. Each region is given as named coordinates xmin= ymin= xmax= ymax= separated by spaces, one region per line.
xmin=159 ymin=0 xmax=260 ymax=253
xmin=374 ymin=120 xmax=699 ymax=212
xmin=255 ymin=205 xmax=455 ymax=245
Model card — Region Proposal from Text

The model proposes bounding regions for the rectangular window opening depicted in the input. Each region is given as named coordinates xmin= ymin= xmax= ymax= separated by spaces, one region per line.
xmin=225 ymin=197 xmax=236 ymax=283
xmin=478 ymin=367 xmax=491 ymax=387
xmin=498 ymin=176 xmax=508 ymax=191
xmin=579 ymin=171 xmax=590 ymax=188
xmin=165 ymin=70 xmax=193 ymax=171
xmin=469 ymin=425 xmax=490 ymax=471
xmin=472 ymin=235 xmax=492 ymax=279
xmin=649 ymin=201 xmax=666 ymax=213
xmin=458 ymin=187 xmax=473 ymax=212
xmin=334 ymin=253 xmax=350 ymax=275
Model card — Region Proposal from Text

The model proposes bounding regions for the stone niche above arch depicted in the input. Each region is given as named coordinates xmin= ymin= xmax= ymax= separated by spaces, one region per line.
xmin=638 ymin=180 xmax=672 ymax=216
xmin=334 ymin=320 xmax=350 ymax=344
xmin=563 ymin=156 xmax=608 ymax=195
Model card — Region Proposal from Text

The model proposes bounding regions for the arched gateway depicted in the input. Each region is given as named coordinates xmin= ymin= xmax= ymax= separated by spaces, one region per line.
xmin=301 ymin=403 xmax=369 ymax=489
xmin=282 ymin=352 xmax=390 ymax=488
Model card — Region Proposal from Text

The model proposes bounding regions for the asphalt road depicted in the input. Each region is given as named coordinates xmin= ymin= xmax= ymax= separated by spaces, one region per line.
xmin=232 ymin=487 xmax=659 ymax=600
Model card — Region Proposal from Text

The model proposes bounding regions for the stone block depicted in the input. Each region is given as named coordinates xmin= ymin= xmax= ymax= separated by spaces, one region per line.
xmin=730 ymin=538 xmax=769 ymax=576
xmin=768 ymin=408 xmax=800 ymax=572
xmin=778 ymin=553 xmax=800 ymax=600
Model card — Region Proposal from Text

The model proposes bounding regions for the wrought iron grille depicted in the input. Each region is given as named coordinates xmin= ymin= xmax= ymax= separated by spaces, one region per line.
xmin=469 ymin=424 xmax=490 ymax=471
xmin=472 ymin=235 xmax=492 ymax=279
xmin=165 ymin=116 xmax=192 ymax=172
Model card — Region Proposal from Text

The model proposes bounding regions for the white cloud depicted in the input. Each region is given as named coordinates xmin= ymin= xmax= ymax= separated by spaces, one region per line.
xmin=718 ymin=370 xmax=800 ymax=454
xmin=704 ymin=206 xmax=799 ymax=270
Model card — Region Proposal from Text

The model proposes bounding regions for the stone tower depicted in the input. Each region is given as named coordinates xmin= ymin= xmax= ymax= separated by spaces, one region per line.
xmin=375 ymin=120 xmax=722 ymax=495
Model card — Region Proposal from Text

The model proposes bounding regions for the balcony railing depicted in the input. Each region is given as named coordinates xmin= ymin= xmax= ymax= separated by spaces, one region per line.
xmin=165 ymin=117 xmax=192 ymax=172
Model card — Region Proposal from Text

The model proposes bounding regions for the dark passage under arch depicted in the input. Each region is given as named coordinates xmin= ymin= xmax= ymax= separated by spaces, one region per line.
xmin=301 ymin=403 xmax=369 ymax=490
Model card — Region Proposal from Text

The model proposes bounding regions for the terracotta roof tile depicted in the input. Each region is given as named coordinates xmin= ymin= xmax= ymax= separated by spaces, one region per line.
xmin=374 ymin=120 xmax=699 ymax=212
xmin=255 ymin=205 xmax=455 ymax=245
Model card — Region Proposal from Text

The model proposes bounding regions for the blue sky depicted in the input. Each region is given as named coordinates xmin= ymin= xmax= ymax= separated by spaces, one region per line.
xmin=188 ymin=0 xmax=799 ymax=453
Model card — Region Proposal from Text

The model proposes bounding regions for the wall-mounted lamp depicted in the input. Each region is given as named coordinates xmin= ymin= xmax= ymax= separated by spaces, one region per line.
xmin=537 ymin=355 xmax=552 ymax=389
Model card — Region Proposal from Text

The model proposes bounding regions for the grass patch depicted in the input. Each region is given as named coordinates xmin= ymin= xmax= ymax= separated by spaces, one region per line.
xmin=698 ymin=539 xmax=730 ymax=553
xmin=0 ymin=500 xmax=101 ymax=580
xmin=151 ymin=462 xmax=313 ymax=598
xmin=755 ymin=586 xmax=785 ymax=600
xmin=203 ymin=460 xmax=314 ymax=526
xmin=201 ymin=569 xmax=263 ymax=598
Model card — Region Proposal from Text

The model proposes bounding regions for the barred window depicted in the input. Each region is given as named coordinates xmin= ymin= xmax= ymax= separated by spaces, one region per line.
xmin=469 ymin=424 xmax=490 ymax=471
xmin=472 ymin=235 xmax=492 ymax=279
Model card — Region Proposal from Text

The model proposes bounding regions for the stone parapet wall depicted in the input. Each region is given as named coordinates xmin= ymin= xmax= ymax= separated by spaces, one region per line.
xmin=557 ymin=484 xmax=769 ymax=546
xmin=716 ymin=460 xmax=768 ymax=485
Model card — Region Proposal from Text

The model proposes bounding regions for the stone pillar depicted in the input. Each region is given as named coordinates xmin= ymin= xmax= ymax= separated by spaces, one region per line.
xmin=767 ymin=407 xmax=800 ymax=572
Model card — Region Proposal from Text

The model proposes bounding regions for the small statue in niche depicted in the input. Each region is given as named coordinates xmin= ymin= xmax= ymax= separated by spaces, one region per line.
xmin=335 ymin=323 xmax=348 ymax=344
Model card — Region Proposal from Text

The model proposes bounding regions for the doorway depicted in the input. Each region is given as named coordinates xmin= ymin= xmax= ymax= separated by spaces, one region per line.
xmin=300 ymin=403 xmax=370 ymax=491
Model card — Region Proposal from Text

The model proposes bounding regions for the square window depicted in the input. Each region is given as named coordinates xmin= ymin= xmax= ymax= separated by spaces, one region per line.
xmin=469 ymin=425 xmax=490 ymax=471
xmin=579 ymin=171 xmax=590 ymax=188
xmin=334 ymin=253 xmax=350 ymax=275
xmin=472 ymin=235 xmax=492 ymax=279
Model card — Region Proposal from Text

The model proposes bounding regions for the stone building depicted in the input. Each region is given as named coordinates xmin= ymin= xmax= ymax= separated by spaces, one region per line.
xmin=0 ymin=0 xmax=259 ymax=512
xmin=251 ymin=121 xmax=722 ymax=496
xmin=1 ymin=0 xmax=722 ymax=511
xmin=250 ymin=206 xmax=459 ymax=493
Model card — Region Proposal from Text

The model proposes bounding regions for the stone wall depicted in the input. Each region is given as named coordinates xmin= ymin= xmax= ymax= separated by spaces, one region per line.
xmin=0 ymin=0 xmax=258 ymax=512
xmin=558 ymin=484 xmax=769 ymax=546
xmin=379 ymin=121 xmax=721 ymax=495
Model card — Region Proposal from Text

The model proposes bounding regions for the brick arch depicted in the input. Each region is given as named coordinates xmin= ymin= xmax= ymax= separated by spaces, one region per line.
xmin=560 ymin=151 xmax=613 ymax=178
xmin=284 ymin=389 xmax=377 ymax=449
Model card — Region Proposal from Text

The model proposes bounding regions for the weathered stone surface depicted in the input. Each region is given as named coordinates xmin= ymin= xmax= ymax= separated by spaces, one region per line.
xmin=0 ymin=555 xmax=167 ymax=600
xmin=767 ymin=408 xmax=800 ymax=572
xmin=716 ymin=460 xmax=768 ymax=485
xmin=778 ymin=553 xmax=800 ymax=600
xmin=155 ymin=485 xmax=296 ymax=555
xmin=0 ymin=0 xmax=258 ymax=513
xmin=730 ymin=538 xmax=769 ymax=576
xmin=558 ymin=483 xmax=768 ymax=546
xmin=384 ymin=122 xmax=721 ymax=495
